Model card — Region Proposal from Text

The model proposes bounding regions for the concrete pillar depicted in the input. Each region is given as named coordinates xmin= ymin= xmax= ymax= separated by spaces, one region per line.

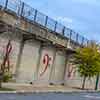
xmin=35 ymin=44 xmax=56 ymax=85
xmin=49 ymin=49 xmax=66 ymax=85
xmin=63 ymin=53 xmax=71 ymax=85
xmin=62 ymin=55 xmax=68 ymax=85
xmin=34 ymin=43 xmax=43 ymax=82
xmin=15 ymin=37 xmax=25 ymax=78
xmin=49 ymin=49 xmax=56 ymax=84
xmin=64 ymin=52 xmax=82 ymax=88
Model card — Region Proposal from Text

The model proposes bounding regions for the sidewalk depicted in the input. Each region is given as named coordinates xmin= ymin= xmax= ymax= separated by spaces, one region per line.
xmin=1 ymin=82 xmax=96 ymax=93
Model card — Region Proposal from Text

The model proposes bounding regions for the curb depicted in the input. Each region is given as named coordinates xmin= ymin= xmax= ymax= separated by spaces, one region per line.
xmin=0 ymin=90 xmax=99 ymax=94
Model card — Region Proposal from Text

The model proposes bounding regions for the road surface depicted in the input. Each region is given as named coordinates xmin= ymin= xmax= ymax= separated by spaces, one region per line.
xmin=0 ymin=92 xmax=100 ymax=100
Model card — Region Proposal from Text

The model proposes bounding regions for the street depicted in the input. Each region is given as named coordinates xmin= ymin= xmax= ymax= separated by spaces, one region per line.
xmin=0 ymin=92 xmax=100 ymax=100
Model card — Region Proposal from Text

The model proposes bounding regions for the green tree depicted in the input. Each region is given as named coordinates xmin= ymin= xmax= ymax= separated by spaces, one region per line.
xmin=73 ymin=44 xmax=100 ymax=89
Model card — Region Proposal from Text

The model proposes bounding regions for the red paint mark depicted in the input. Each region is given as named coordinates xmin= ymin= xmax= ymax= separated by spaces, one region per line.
xmin=67 ymin=65 xmax=76 ymax=78
xmin=40 ymin=54 xmax=51 ymax=76
xmin=1 ymin=40 xmax=12 ymax=72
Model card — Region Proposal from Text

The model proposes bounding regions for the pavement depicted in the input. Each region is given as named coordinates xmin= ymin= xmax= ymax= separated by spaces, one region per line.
xmin=1 ymin=92 xmax=100 ymax=100
xmin=1 ymin=82 xmax=98 ymax=93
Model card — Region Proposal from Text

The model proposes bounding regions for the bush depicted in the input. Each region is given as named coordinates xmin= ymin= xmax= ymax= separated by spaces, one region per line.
xmin=3 ymin=74 xmax=12 ymax=82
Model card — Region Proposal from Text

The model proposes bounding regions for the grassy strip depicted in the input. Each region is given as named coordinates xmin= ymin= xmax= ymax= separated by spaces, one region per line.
xmin=0 ymin=87 xmax=15 ymax=91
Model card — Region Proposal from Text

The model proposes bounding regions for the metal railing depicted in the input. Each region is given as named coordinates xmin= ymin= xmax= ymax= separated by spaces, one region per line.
xmin=0 ymin=0 xmax=89 ymax=46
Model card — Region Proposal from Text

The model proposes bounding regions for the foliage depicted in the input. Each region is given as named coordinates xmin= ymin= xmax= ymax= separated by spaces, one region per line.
xmin=3 ymin=73 xmax=12 ymax=82
xmin=0 ymin=87 xmax=14 ymax=91
xmin=74 ymin=47 xmax=100 ymax=78
xmin=73 ymin=43 xmax=100 ymax=89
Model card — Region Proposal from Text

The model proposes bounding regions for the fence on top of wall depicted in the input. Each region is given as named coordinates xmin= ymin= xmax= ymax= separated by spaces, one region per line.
xmin=0 ymin=0 xmax=89 ymax=46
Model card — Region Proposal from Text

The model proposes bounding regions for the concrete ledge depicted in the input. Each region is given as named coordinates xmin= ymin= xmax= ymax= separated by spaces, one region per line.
xmin=0 ymin=83 xmax=99 ymax=94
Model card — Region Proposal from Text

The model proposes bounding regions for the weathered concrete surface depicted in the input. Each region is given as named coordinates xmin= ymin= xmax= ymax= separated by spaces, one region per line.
xmin=0 ymin=31 xmax=22 ymax=75
xmin=0 ymin=9 xmax=81 ymax=50
xmin=2 ymin=82 xmax=95 ymax=93
xmin=50 ymin=50 xmax=66 ymax=84
xmin=64 ymin=57 xmax=96 ymax=90
xmin=0 ymin=10 xmax=69 ymax=48
xmin=37 ymin=46 xmax=56 ymax=85
xmin=0 ymin=8 xmax=96 ymax=89
xmin=17 ymin=40 xmax=41 ymax=83
xmin=0 ymin=9 xmax=72 ymax=85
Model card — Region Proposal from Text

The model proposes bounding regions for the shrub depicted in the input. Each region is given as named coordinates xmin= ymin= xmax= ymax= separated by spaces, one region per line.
xmin=3 ymin=74 xmax=12 ymax=82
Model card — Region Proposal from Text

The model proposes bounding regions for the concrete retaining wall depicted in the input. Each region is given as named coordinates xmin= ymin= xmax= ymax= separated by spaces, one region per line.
xmin=50 ymin=51 xmax=66 ymax=84
xmin=37 ymin=46 xmax=55 ymax=85
xmin=0 ymin=32 xmax=96 ymax=88
xmin=17 ymin=40 xmax=41 ymax=83
xmin=0 ymin=32 xmax=22 ymax=76
xmin=64 ymin=62 xmax=96 ymax=89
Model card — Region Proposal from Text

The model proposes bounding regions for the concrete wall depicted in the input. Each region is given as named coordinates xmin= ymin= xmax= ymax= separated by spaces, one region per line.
xmin=37 ymin=46 xmax=55 ymax=85
xmin=0 ymin=10 xmax=96 ymax=88
xmin=17 ymin=40 xmax=41 ymax=83
xmin=65 ymin=61 xmax=96 ymax=89
xmin=0 ymin=32 xmax=21 ymax=76
xmin=50 ymin=50 xmax=66 ymax=84
xmin=65 ymin=62 xmax=82 ymax=88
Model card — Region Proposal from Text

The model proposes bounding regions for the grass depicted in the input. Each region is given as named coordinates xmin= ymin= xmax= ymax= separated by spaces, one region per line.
xmin=0 ymin=87 xmax=15 ymax=91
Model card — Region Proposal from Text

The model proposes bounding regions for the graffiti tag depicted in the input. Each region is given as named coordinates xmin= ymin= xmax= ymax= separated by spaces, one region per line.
xmin=67 ymin=65 xmax=76 ymax=78
xmin=40 ymin=54 xmax=51 ymax=76
xmin=1 ymin=40 xmax=12 ymax=73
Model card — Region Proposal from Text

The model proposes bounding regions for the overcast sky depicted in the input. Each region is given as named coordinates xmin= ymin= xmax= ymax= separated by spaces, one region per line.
xmin=22 ymin=0 xmax=100 ymax=42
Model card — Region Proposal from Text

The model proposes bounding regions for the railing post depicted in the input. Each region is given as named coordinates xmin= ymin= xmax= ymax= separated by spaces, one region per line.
xmin=20 ymin=2 xmax=24 ymax=16
xmin=81 ymin=37 xmax=84 ymax=46
xmin=70 ymin=30 xmax=72 ymax=41
xmin=62 ymin=26 xmax=65 ymax=36
xmin=87 ymin=40 xmax=89 ymax=47
xmin=5 ymin=0 xmax=8 ymax=9
xmin=45 ymin=16 xmax=48 ymax=27
xmin=54 ymin=21 xmax=57 ymax=32
xmin=76 ymin=33 xmax=78 ymax=43
xmin=34 ymin=9 xmax=37 ymax=22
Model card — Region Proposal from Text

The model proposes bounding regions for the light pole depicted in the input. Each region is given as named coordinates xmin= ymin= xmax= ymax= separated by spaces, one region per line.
xmin=95 ymin=73 xmax=99 ymax=90
xmin=95 ymin=45 xmax=100 ymax=90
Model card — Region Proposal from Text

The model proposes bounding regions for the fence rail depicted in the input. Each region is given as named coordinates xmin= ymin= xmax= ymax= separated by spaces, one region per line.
xmin=0 ymin=0 xmax=89 ymax=46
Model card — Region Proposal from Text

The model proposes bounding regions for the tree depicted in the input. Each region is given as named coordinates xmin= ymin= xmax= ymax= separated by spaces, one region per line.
xmin=73 ymin=43 xmax=100 ymax=89
xmin=0 ymin=40 xmax=12 ymax=88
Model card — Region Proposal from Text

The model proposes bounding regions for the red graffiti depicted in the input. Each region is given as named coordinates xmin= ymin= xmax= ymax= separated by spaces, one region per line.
xmin=67 ymin=65 xmax=76 ymax=78
xmin=1 ymin=40 xmax=12 ymax=72
xmin=40 ymin=54 xmax=51 ymax=76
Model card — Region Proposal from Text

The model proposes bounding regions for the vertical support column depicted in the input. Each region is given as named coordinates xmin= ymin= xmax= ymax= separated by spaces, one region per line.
xmin=62 ymin=53 xmax=68 ymax=85
xmin=49 ymin=48 xmax=56 ymax=84
xmin=63 ymin=52 xmax=71 ymax=85
xmin=34 ymin=43 xmax=43 ymax=82
xmin=15 ymin=36 xmax=25 ymax=78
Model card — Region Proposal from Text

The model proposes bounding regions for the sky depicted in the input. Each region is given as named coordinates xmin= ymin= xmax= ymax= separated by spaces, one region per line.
xmin=22 ymin=0 xmax=100 ymax=42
